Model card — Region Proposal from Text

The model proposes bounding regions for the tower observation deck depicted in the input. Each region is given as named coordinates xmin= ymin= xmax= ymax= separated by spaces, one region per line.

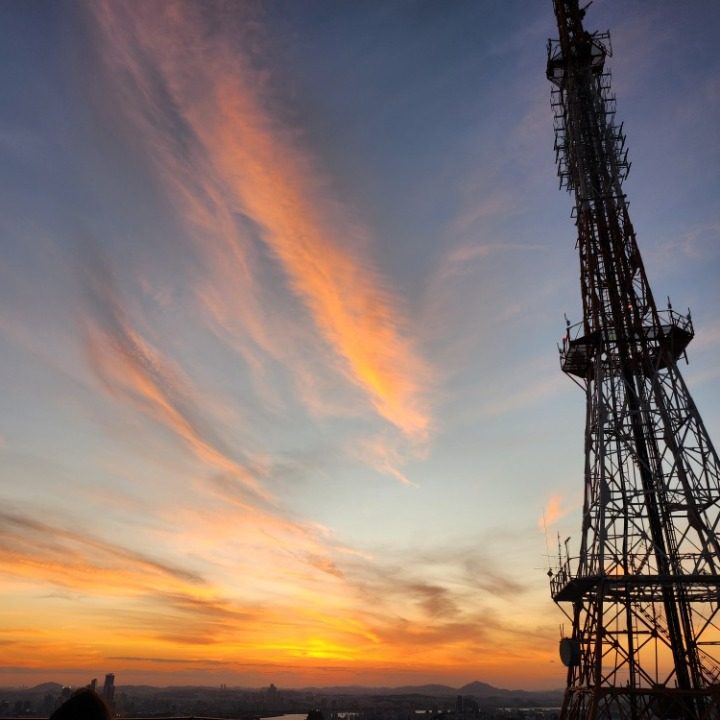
xmin=546 ymin=2 xmax=720 ymax=718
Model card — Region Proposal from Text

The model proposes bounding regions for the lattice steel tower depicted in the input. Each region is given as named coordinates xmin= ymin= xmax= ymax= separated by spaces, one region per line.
xmin=547 ymin=2 xmax=720 ymax=718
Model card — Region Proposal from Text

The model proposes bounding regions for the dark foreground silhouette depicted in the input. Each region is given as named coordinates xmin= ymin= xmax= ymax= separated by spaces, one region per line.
xmin=49 ymin=689 xmax=111 ymax=720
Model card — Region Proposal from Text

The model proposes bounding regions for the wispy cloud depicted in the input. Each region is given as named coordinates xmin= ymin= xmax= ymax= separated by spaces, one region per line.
xmin=0 ymin=506 xmax=360 ymax=652
xmin=354 ymin=434 xmax=416 ymax=486
xmin=344 ymin=541 xmax=526 ymax=635
xmin=469 ymin=354 xmax=570 ymax=419
xmin=107 ymin=656 xmax=232 ymax=666
xmin=439 ymin=240 xmax=546 ymax=283
xmin=88 ymin=0 xmax=433 ymax=440
xmin=80 ymin=245 xmax=269 ymax=500
xmin=0 ymin=510 xmax=205 ymax=594
xmin=539 ymin=493 xmax=577 ymax=530
xmin=451 ymin=189 xmax=519 ymax=237
xmin=646 ymin=222 xmax=720 ymax=282
xmin=0 ymin=498 xmax=557 ymax=684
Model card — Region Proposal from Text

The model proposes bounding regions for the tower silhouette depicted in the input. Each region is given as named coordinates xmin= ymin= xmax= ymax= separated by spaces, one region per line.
xmin=547 ymin=2 xmax=720 ymax=718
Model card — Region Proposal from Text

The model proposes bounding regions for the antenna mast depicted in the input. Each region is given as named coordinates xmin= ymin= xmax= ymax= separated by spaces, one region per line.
xmin=547 ymin=1 xmax=720 ymax=717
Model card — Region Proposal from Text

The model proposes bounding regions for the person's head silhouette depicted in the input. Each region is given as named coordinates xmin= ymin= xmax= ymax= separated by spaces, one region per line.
xmin=49 ymin=688 xmax=111 ymax=720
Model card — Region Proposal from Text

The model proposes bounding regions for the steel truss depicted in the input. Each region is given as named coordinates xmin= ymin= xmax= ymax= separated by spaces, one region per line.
xmin=547 ymin=1 xmax=720 ymax=718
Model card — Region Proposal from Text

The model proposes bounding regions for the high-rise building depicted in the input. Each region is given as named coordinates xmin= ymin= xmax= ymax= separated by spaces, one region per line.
xmin=102 ymin=673 xmax=115 ymax=707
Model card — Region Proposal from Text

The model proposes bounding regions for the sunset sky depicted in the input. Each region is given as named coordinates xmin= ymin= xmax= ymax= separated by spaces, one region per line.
xmin=1 ymin=0 xmax=719 ymax=690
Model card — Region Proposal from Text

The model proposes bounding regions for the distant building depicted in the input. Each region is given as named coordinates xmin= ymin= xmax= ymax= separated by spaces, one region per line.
xmin=102 ymin=673 xmax=115 ymax=706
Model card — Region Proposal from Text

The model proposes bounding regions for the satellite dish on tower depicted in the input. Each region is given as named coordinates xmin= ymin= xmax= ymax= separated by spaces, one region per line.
xmin=559 ymin=637 xmax=580 ymax=667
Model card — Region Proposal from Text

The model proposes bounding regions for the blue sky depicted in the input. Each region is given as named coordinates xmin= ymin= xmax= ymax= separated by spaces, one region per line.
xmin=1 ymin=0 xmax=719 ymax=689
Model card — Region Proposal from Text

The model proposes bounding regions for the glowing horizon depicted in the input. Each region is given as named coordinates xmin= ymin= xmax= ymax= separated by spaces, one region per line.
xmin=1 ymin=1 xmax=719 ymax=691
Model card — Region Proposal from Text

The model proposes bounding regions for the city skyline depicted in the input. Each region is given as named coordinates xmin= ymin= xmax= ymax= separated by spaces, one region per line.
xmin=1 ymin=1 xmax=719 ymax=690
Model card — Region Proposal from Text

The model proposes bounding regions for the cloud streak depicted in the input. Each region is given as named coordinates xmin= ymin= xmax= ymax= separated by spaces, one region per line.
xmin=88 ymin=0 xmax=433 ymax=439
xmin=0 ymin=510 xmax=205 ymax=595
xmin=80 ymin=244 xmax=268 ymax=499
xmin=0 ymin=500 xmax=548 ymax=681
xmin=539 ymin=494 xmax=575 ymax=530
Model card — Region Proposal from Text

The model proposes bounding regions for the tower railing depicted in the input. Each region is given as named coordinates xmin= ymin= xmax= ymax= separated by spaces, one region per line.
xmin=559 ymin=309 xmax=694 ymax=378
xmin=551 ymin=553 xmax=720 ymax=603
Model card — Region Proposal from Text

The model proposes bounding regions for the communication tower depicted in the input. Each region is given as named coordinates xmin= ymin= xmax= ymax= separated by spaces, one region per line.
xmin=547 ymin=1 xmax=720 ymax=718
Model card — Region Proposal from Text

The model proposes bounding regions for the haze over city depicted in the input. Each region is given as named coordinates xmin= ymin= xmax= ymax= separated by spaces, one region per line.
xmin=1 ymin=0 xmax=719 ymax=692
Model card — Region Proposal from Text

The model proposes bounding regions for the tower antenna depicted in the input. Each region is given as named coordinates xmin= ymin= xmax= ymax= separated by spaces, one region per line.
xmin=546 ymin=2 xmax=720 ymax=718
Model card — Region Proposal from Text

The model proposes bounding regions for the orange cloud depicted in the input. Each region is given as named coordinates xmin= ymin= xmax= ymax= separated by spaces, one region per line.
xmin=205 ymin=93 xmax=431 ymax=436
xmin=355 ymin=435 xmax=416 ymax=486
xmin=80 ymin=248 xmax=268 ymax=500
xmin=0 ymin=510 xmax=205 ymax=598
xmin=539 ymin=493 xmax=575 ymax=530
xmin=1 ymin=499 xmax=561 ymax=687
xmin=0 ymin=508 xmax=364 ymax=650
xmin=89 ymin=0 xmax=433 ymax=439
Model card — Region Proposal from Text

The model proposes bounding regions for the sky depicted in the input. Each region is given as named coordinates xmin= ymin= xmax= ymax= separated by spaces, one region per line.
xmin=1 ymin=0 xmax=719 ymax=691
